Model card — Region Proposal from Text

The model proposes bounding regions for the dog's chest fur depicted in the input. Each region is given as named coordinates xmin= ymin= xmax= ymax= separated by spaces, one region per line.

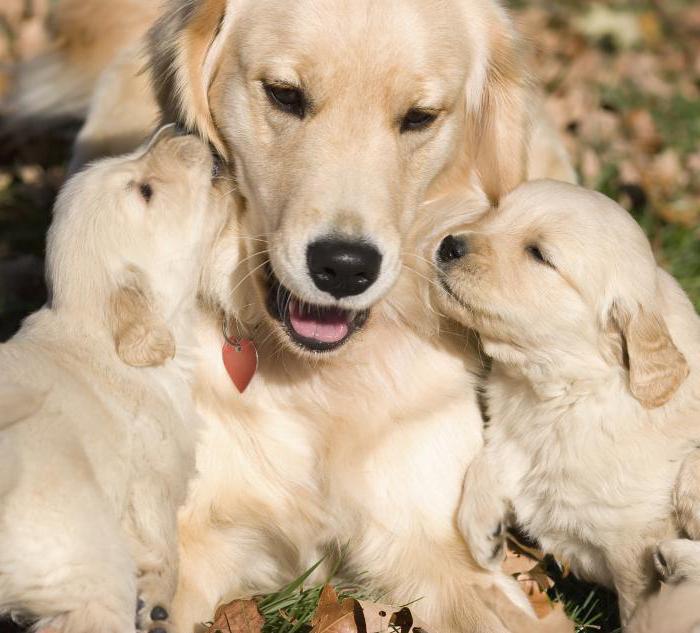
xmin=487 ymin=366 xmax=693 ymax=584
xmin=188 ymin=311 xmax=483 ymax=591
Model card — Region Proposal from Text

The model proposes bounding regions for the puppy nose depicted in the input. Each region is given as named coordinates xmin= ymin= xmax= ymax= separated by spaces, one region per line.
xmin=307 ymin=238 xmax=382 ymax=299
xmin=438 ymin=234 xmax=468 ymax=263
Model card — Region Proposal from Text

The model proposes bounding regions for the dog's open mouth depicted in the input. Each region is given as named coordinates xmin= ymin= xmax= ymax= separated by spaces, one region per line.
xmin=265 ymin=270 xmax=369 ymax=353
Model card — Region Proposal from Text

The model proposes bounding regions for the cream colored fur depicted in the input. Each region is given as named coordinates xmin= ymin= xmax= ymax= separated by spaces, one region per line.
xmin=432 ymin=180 xmax=700 ymax=627
xmin=168 ymin=186 xmax=540 ymax=633
xmin=0 ymin=130 xmax=228 ymax=633
xmin=9 ymin=2 xmax=580 ymax=631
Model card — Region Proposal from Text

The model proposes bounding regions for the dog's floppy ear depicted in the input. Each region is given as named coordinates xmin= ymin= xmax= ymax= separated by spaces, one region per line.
xmin=149 ymin=0 xmax=235 ymax=158
xmin=470 ymin=12 xmax=532 ymax=204
xmin=613 ymin=304 xmax=689 ymax=409
xmin=110 ymin=267 xmax=175 ymax=367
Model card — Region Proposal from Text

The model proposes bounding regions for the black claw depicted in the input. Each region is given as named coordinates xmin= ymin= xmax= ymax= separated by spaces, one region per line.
xmin=151 ymin=607 xmax=169 ymax=621
xmin=491 ymin=522 xmax=503 ymax=538
xmin=150 ymin=628 xmax=167 ymax=633
xmin=137 ymin=599 xmax=145 ymax=612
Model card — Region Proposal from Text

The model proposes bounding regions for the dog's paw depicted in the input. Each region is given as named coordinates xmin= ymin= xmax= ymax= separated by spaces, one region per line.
xmin=459 ymin=500 xmax=507 ymax=570
xmin=136 ymin=576 xmax=176 ymax=633
xmin=136 ymin=599 xmax=174 ymax=633
xmin=654 ymin=539 xmax=700 ymax=585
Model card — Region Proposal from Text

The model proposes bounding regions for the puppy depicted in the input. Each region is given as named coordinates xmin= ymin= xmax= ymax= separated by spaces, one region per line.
xmin=0 ymin=127 xmax=227 ymax=633
xmin=432 ymin=180 xmax=700 ymax=626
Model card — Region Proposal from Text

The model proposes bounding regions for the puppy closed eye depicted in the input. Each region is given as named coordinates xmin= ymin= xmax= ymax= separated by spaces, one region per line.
xmin=526 ymin=244 xmax=554 ymax=268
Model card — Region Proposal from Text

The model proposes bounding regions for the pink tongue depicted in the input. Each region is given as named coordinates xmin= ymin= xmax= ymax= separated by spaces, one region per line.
xmin=289 ymin=301 xmax=350 ymax=344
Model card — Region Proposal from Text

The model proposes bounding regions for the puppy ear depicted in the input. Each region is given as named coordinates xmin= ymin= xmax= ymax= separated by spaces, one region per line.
xmin=149 ymin=0 xmax=234 ymax=158
xmin=110 ymin=269 xmax=175 ymax=367
xmin=469 ymin=12 xmax=532 ymax=204
xmin=614 ymin=305 xmax=689 ymax=409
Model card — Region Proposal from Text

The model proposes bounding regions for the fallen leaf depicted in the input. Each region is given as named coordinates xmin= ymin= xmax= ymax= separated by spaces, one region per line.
xmin=501 ymin=539 xmax=560 ymax=619
xmin=389 ymin=607 xmax=413 ymax=633
xmin=638 ymin=12 xmax=663 ymax=48
xmin=656 ymin=197 xmax=700 ymax=228
xmin=310 ymin=585 xmax=362 ymax=633
xmin=359 ymin=602 xmax=432 ymax=633
xmin=208 ymin=600 xmax=264 ymax=633
xmin=625 ymin=109 xmax=663 ymax=154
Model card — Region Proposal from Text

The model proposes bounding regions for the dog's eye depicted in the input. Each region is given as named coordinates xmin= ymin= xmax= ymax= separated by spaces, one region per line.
xmin=264 ymin=83 xmax=307 ymax=119
xmin=139 ymin=183 xmax=153 ymax=203
xmin=526 ymin=244 xmax=553 ymax=267
xmin=400 ymin=108 xmax=438 ymax=133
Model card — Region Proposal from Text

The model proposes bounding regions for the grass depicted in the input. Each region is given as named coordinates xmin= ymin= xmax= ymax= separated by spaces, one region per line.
xmin=250 ymin=560 xmax=373 ymax=633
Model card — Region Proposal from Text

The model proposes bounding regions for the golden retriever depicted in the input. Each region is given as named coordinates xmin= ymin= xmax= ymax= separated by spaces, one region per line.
xmin=6 ymin=2 xmax=581 ymax=631
xmin=0 ymin=128 xmax=228 ymax=633
xmin=432 ymin=180 xmax=700 ymax=626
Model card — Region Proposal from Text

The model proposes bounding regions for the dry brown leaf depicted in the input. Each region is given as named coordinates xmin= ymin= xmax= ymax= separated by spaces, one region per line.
xmin=656 ymin=197 xmax=700 ymax=228
xmin=208 ymin=599 xmax=264 ymax=633
xmin=646 ymin=150 xmax=690 ymax=198
xmin=502 ymin=548 xmax=538 ymax=577
xmin=500 ymin=539 xmax=562 ymax=619
xmin=359 ymin=601 xmax=432 ymax=633
xmin=638 ymin=12 xmax=663 ymax=48
xmin=475 ymin=586 xmax=574 ymax=633
xmin=625 ymin=109 xmax=663 ymax=154
xmin=310 ymin=585 xmax=361 ymax=633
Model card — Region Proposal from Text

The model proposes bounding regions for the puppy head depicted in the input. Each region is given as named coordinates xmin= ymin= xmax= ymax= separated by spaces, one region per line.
xmin=433 ymin=180 xmax=689 ymax=408
xmin=47 ymin=128 xmax=229 ymax=367
xmin=149 ymin=0 xmax=531 ymax=357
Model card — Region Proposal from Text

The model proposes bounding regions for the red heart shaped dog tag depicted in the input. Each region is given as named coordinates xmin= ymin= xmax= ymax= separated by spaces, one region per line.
xmin=222 ymin=338 xmax=258 ymax=393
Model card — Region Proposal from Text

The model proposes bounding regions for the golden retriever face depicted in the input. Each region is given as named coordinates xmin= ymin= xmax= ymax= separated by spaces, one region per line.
xmin=150 ymin=0 xmax=530 ymax=355
xmin=47 ymin=128 xmax=228 ymax=364
xmin=434 ymin=180 xmax=689 ymax=408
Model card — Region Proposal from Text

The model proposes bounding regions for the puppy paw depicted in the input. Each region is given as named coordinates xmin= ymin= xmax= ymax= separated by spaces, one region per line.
xmin=460 ymin=502 xmax=507 ymax=570
xmin=136 ymin=576 xmax=176 ymax=633
xmin=136 ymin=599 xmax=174 ymax=633
xmin=654 ymin=539 xmax=700 ymax=584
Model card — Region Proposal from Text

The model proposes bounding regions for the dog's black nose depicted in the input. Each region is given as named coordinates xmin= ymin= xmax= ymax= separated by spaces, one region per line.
xmin=438 ymin=234 xmax=468 ymax=264
xmin=307 ymin=238 xmax=382 ymax=299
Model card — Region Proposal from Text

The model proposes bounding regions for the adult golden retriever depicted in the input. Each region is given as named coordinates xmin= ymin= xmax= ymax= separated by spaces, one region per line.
xmin=7 ymin=1 xmax=577 ymax=632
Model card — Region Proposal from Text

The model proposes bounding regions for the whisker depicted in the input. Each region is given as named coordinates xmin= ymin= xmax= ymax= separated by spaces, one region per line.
xmin=401 ymin=250 xmax=442 ymax=274
xmin=229 ymin=258 xmax=270 ymax=298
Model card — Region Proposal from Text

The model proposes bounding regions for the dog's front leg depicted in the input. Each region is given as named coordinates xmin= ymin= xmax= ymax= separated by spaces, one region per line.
xmin=124 ymin=480 xmax=181 ymax=633
xmin=608 ymin=536 xmax=668 ymax=627
xmin=458 ymin=447 xmax=513 ymax=571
